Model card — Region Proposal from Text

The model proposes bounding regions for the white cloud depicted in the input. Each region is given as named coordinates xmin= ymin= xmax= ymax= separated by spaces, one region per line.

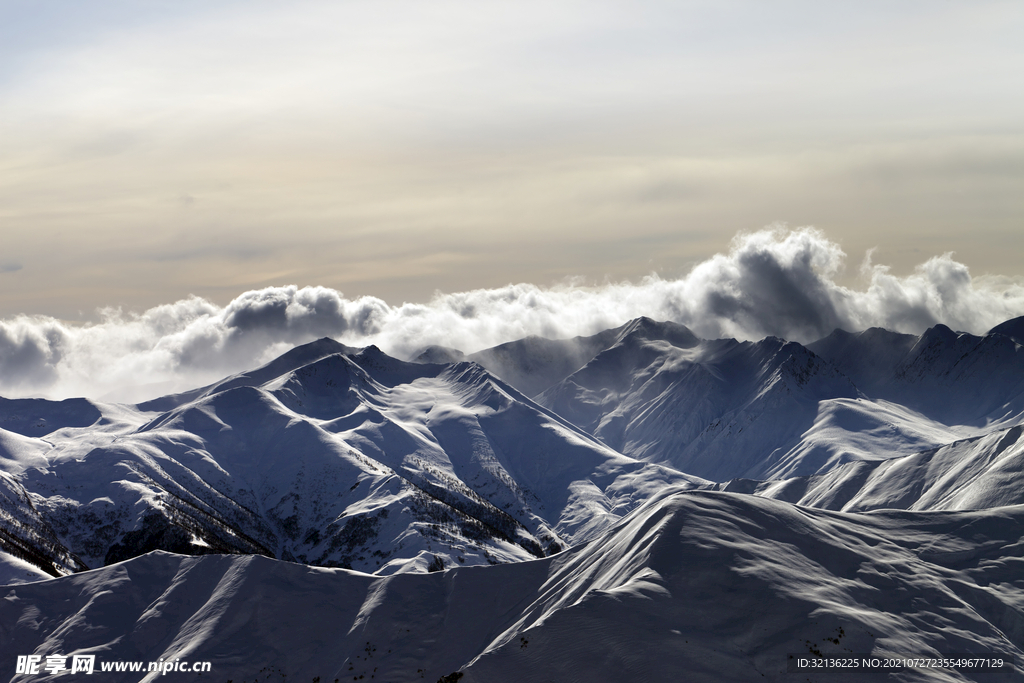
xmin=2 ymin=227 xmax=1023 ymax=402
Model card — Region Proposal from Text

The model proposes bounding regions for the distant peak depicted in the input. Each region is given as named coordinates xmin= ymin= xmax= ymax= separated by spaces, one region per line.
xmin=412 ymin=345 xmax=466 ymax=365
xmin=355 ymin=344 xmax=404 ymax=368
xmin=987 ymin=316 xmax=1024 ymax=345
xmin=920 ymin=323 xmax=957 ymax=343
xmin=289 ymin=336 xmax=356 ymax=356
xmin=136 ymin=336 xmax=357 ymax=411
xmin=312 ymin=336 xmax=345 ymax=348
xmin=860 ymin=326 xmax=909 ymax=340
xmin=356 ymin=344 xmax=384 ymax=357
xmin=810 ymin=326 xmax=915 ymax=349
xmin=618 ymin=317 xmax=700 ymax=348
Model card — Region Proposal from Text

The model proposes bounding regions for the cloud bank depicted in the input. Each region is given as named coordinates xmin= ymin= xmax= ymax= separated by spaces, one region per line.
xmin=3 ymin=227 xmax=1023 ymax=402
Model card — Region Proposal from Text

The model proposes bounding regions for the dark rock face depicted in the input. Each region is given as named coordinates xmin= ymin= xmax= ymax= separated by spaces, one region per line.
xmin=104 ymin=511 xmax=245 ymax=565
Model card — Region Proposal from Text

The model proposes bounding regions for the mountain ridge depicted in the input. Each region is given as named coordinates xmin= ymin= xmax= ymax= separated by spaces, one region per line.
xmin=6 ymin=315 xmax=1024 ymax=681
xmin=4 ymin=490 xmax=1023 ymax=681
xmin=0 ymin=338 xmax=705 ymax=579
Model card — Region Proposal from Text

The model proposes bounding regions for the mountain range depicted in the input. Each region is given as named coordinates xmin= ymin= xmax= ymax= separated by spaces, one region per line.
xmin=3 ymin=315 xmax=1024 ymax=681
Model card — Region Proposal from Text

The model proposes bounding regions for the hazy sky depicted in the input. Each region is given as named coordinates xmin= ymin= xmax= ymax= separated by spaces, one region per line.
xmin=1 ymin=0 xmax=1021 ymax=321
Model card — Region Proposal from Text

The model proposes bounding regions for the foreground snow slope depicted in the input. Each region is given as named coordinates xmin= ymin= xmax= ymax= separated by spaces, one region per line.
xmin=2 ymin=490 xmax=1022 ymax=682
xmin=0 ymin=340 xmax=702 ymax=577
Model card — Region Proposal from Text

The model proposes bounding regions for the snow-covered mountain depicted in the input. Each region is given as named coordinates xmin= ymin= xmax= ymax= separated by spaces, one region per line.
xmin=808 ymin=320 xmax=1024 ymax=426
xmin=718 ymin=423 xmax=1024 ymax=513
xmin=5 ymin=315 xmax=1024 ymax=682
xmin=0 ymin=339 xmax=702 ymax=579
xmin=535 ymin=318 xmax=866 ymax=480
xmin=5 ymin=318 xmax=1024 ymax=576
xmin=3 ymin=490 xmax=1021 ymax=682
xmin=414 ymin=324 xmax=624 ymax=398
xmin=531 ymin=317 xmax=1024 ymax=482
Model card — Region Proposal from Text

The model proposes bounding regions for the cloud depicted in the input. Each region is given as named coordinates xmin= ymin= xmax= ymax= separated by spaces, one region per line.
xmin=0 ymin=263 xmax=22 ymax=273
xmin=2 ymin=227 xmax=1024 ymax=402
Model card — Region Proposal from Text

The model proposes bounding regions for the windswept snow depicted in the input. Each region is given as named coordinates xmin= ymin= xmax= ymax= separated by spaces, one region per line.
xmin=0 ymin=550 xmax=51 ymax=585
xmin=730 ymin=424 xmax=1024 ymax=513
xmin=3 ymin=491 xmax=1022 ymax=682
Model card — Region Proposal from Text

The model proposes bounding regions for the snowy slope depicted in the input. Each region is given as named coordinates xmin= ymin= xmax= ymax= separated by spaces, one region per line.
xmin=3 ymin=490 xmax=1022 ymax=682
xmin=135 ymin=337 xmax=359 ymax=412
xmin=727 ymin=424 xmax=1024 ymax=513
xmin=809 ymin=323 xmax=1024 ymax=426
xmin=461 ymin=325 xmax=625 ymax=398
xmin=0 ymin=341 xmax=704 ymax=578
xmin=0 ymin=397 xmax=105 ymax=439
xmin=537 ymin=318 xmax=1024 ymax=482
xmin=537 ymin=318 xmax=865 ymax=480
xmin=412 ymin=324 xmax=626 ymax=398
xmin=988 ymin=316 xmax=1024 ymax=345
xmin=0 ymin=400 xmax=150 ymax=577
xmin=805 ymin=327 xmax=919 ymax=395
xmin=0 ymin=550 xmax=51 ymax=585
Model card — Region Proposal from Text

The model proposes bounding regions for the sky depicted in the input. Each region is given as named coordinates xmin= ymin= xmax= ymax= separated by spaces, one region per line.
xmin=1 ymin=1 xmax=1023 ymax=400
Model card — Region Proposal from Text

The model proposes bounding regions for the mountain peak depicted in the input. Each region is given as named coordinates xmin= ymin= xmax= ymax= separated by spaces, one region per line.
xmin=617 ymin=317 xmax=700 ymax=348
xmin=987 ymin=315 xmax=1024 ymax=345
xmin=412 ymin=345 xmax=467 ymax=364
xmin=920 ymin=322 xmax=957 ymax=342
xmin=137 ymin=336 xmax=358 ymax=411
